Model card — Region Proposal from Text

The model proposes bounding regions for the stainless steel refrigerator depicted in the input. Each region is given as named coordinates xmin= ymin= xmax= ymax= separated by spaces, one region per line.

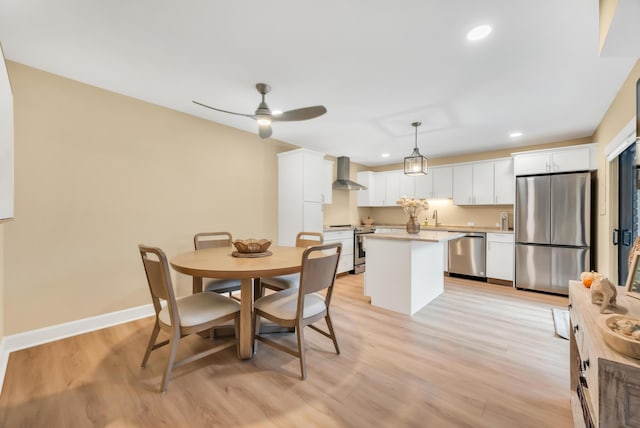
xmin=515 ymin=172 xmax=593 ymax=295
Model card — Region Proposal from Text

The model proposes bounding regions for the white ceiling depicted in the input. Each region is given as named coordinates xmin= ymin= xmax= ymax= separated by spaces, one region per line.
xmin=0 ymin=1 xmax=636 ymax=166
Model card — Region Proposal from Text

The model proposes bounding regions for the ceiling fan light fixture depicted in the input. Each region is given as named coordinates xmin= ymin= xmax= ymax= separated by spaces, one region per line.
xmin=192 ymin=82 xmax=327 ymax=138
xmin=256 ymin=116 xmax=272 ymax=126
xmin=404 ymin=122 xmax=428 ymax=176
xmin=467 ymin=24 xmax=492 ymax=41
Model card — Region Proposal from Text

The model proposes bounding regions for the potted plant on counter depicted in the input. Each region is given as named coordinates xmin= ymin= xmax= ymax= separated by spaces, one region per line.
xmin=396 ymin=196 xmax=429 ymax=234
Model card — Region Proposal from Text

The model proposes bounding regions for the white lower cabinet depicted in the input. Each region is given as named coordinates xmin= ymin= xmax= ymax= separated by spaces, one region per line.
xmin=486 ymin=233 xmax=514 ymax=281
xmin=324 ymin=230 xmax=354 ymax=274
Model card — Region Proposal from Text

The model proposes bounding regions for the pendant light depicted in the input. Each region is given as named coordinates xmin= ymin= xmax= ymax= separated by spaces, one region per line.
xmin=404 ymin=121 xmax=428 ymax=176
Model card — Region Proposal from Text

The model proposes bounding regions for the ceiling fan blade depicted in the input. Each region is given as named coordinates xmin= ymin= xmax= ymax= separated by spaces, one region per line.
xmin=272 ymin=105 xmax=327 ymax=122
xmin=258 ymin=124 xmax=272 ymax=139
xmin=192 ymin=100 xmax=254 ymax=118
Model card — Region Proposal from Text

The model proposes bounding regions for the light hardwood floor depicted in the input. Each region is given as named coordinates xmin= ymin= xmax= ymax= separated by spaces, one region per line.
xmin=0 ymin=275 xmax=572 ymax=427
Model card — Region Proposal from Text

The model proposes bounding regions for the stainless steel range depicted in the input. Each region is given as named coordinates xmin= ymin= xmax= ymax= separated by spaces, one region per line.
xmin=353 ymin=226 xmax=376 ymax=274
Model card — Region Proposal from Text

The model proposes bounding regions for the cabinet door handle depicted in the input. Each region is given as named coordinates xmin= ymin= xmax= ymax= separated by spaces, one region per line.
xmin=568 ymin=303 xmax=572 ymax=310
xmin=573 ymin=325 xmax=579 ymax=333
xmin=582 ymin=359 xmax=590 ymax=369
xmin=613 ymin=229 xmax=619 ymax=246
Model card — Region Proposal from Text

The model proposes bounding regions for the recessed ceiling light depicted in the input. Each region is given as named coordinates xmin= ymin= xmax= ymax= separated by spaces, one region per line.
xmin=381 ymin=153 xmax=390 ymax=158
xmin=467 ymin=25 xmax=492 ymax=41
xmin=509 ymin=131 xmax=523 ymax=138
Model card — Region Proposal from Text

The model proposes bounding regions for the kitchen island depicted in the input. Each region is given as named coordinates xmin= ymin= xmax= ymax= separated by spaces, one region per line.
xmin=364 ymin=230 xmax=464 ymax=316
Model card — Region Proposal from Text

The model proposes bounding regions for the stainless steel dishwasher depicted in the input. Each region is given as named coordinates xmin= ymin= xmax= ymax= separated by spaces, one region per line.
xmin=448 ymin=232 xmax=486 ymax=279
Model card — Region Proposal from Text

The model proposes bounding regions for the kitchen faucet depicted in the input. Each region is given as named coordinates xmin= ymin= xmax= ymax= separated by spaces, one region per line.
xmin=432 ymin=209 xmax=439 ymax=227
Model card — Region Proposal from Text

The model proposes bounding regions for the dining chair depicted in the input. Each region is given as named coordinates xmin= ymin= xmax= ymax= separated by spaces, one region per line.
xmin=138 ymin=244 xmax=241 ymax=393
xmin=260 ymin=231 xmax=323 ymax=294
xmin=253 ymin=242 xmax=341 ymax=380
xmin=194 ymin=232 xmax=242 ymax=297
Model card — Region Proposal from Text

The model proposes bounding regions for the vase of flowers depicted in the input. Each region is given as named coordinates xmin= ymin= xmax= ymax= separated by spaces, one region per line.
xmin=396 ymin=196 xmax=429 ymax=234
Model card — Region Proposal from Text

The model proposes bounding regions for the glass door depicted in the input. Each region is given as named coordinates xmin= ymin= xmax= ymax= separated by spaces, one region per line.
xmin=618 ymin=142 xmax=638 ymax=283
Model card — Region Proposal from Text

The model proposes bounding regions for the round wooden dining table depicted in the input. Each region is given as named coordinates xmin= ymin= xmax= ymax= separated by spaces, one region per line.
xmin=170 ymin=245 xmax=306 ymax=359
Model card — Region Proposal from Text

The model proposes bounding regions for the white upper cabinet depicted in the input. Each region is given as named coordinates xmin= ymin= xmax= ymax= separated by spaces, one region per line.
xmin=472 ymin=162 xmax=495 ymax=204
xmin=414 ymin=172 xmax=433 ymax=199
xmin=384 ymin=170 xmax=415 ymax=205
xmin=513 ymin=144 xmax=597 ymax=176
xmin=452 ymin=164 xmax=473 ymax=205
xmin=357 ymin=171 xmax=377 ymax=207
xmin=358 ymin=170 xmax=413 ymax=207
xmin=324 ymin=160 xmax=333 ymax=204
xmin=372 ymin=173 xmax=386 ymax=206
xmin=432 ymin=167 xmax=453 ymax=199
xmin=452 ymin=159 xmax=514 ymax=206
xmin=358 ymin=158 xmax=512 ymax=207
xmin=453 ymin=162 xmax=494 ymax=205
xmin=302 ymin=150 xmax=324 ymax=202
xmin=399 ymin=172 xmax=415 ymax=199
xmin=493 ymin=158 xmax=514 ymax=204
xmin=415 ymin=166 xmax=452 ymax=199
xmin=384 ymin=171 xmax=400 ymax=206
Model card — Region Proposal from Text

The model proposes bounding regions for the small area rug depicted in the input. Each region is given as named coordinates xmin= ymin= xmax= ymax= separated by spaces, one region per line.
xmin=551 ymin=308 xmax=570 ymax=340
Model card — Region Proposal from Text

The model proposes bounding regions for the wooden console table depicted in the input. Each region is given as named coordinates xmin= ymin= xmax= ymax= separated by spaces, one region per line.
xmin=569 ymin=280 xmax=640 ymax=427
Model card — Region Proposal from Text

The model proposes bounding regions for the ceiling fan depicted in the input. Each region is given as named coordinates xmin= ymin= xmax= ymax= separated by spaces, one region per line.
xmin=193 ymin=83 xmax=327 ymax=139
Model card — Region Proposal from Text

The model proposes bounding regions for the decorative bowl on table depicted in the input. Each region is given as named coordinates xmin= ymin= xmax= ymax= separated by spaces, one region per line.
xmin=599 ymin=314 xmax=640 ymax=359
xmin=232 ymin=239 xmax=272 ymax=257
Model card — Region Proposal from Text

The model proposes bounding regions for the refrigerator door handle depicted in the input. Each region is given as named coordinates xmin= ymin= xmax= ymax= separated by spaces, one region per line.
xmin=613 ymin=228 xmax=619 ymax=246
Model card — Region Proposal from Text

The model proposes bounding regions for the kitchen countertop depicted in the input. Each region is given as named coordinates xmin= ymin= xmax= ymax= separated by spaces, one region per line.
xmin=372 ymin=224 xmax=514 ymax=234
xmin=323 ymin=226 xmax=355 ymax=232
xmin=366 ymin=230 xmax=465 ymax=242
xmin=323 ymin=224 xmax=514 ymax=234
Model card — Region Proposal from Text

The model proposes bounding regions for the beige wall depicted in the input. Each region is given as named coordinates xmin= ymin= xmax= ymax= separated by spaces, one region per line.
xmin=323 ymin=157 xmax=370 ymax=227
xmin=3 ymin=62 xmax=294 ymax=334
xmin=593 ymin=60 xmax=640 ymax=280
xmin=599 ymin=0 xmax=619 ymax=53
xmin=365 ymin=202 xmax=513 ymax=229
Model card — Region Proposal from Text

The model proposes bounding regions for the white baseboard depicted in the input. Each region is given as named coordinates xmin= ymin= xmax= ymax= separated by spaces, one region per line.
xmin=0 ymin=304 xmax=154 ymax=394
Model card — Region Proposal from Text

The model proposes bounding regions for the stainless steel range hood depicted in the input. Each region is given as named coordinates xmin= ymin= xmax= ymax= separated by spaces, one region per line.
xmin=332 ymin=156 xmax=367 ymax=191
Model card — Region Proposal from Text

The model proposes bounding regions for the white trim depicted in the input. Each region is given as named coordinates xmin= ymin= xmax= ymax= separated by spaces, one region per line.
xmin=605 ymin=117 xmax=636 ymax=162
xmin=0 ymin=303 xmax=154 ymax=394
xmin=0 ymin=337 xmax=7 ymax=394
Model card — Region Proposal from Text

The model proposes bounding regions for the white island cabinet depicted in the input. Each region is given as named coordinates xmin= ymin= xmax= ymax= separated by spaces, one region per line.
xmin=364 ymin=231 xmax=464 ymax=316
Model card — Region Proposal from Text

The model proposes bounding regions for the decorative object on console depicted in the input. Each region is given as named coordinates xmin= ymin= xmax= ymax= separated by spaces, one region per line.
xmin=403 ymin=122 xmax=428 ymax=176
xmin=599 ymin=314 xmax=640 ymax=359
xmin=580 ymin=270 xmax=603 ymax=288
xmin=396 ymin=196 xmax=429 ymax=234
xmin=590 ymin=277 xmax=617 ymax=313
xmin=626 ymin=251 xmax=640 ymax=300
xmin=232 ymin=239 xmax=272 ymax=257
